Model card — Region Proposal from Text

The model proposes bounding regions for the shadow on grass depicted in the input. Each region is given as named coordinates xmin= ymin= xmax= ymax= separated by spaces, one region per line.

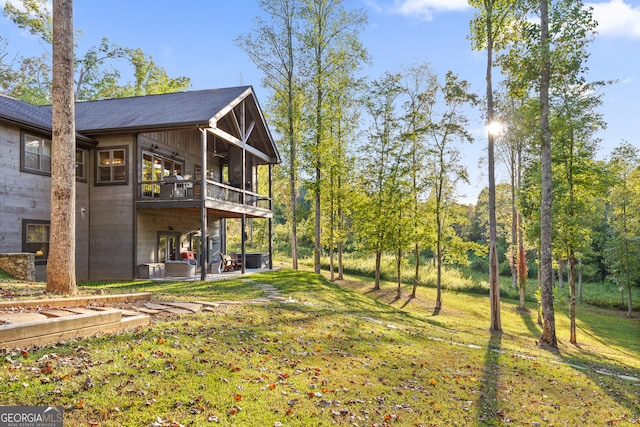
xmin=556 ymin=331 xmax=640 ymax=419
xmin=475 ymin=332 xmax=502 ymax=426
xmin=517 ymin=306 xmax=541 ymax=337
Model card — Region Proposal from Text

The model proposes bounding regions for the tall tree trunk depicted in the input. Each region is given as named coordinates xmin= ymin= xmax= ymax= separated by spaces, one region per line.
xmin=329 ymin=183 xmax=335 ymax=282
xmin=557 ymin=259 xmax=564 ymax=288
xmin=46 ymin=0 xmax=77 ymax=295
xmin=510 ymin=146 xmax=518 ymax=290
xmin=518 ymin=227 xmax=527 ymax=310
xmin=578 ymin=258 xmax=583 ymax=301
xmin=396 ymin=248 xmax=402 ymax=299
xmin=374 ymin=251 xmax=381 ymax=290
xmin=411 ymin=243 xmax=419 ymax=298
xmin=337 ymin=176 xmax=344 ymax=280
xmin=314 ymin=167 xmax=321 ymax=274
xmin=569 ymin=253 xmax=577 ymax=344
xmin=485 ymin=5 xmax=502 ymax=332
xmin=539 ymin=0 xmax=557 ymax=348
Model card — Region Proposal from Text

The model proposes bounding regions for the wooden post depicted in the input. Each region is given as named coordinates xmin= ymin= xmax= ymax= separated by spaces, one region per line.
xmin=200 ymin=128 xmax=208 ymax=281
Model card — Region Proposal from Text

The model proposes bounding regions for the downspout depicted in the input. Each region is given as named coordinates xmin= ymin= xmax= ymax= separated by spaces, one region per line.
xmin=200 ymin=127 xmax=208 ymax=281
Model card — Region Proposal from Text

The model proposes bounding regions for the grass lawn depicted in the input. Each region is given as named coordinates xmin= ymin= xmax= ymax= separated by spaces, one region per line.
xmin=0 ymin=269 xmax=638 ymax=426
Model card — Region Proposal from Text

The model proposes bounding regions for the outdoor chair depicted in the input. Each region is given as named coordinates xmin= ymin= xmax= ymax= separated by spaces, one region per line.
xmin=230 ymin=252 xmax=243 ymax=270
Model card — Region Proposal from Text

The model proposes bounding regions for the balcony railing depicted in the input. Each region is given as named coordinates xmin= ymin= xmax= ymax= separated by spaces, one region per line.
xmin=139 ymin=179 xmax=271 ymax=210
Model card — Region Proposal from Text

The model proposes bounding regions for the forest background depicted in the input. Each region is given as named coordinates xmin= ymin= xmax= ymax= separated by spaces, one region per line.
xmin=0 ymin=0 xmax=639 ymax=321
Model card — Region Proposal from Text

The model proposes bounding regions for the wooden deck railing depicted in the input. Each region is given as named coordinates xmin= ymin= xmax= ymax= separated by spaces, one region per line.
xmin=139 ymin=179 xmax=271 ymax=210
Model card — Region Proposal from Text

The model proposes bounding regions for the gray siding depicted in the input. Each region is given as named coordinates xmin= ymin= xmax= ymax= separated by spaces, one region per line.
xmin=88 ymin=135 xmax=135 ymax=280
xmin=0 ymin=122 xmax=90 ymax=281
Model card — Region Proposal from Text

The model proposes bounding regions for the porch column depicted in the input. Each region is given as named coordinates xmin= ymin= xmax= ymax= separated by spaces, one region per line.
xmin=268 ymin=163 xmax=273 ymax=270
xmin=200 ymin=127 xmax=208 ymax=281
xmin=241 ymin=214 xmax=246 ymax=274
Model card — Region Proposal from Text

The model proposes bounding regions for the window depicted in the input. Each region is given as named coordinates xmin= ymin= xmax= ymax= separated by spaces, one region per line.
xmin=22 ymin=133 xmax=52 ymax=174
xmin=22 ymin=220 xmax=50 ymax=265
xmin=97 ymin=147 xmax=127 ymax=184
xmin=76 ymin=149 xmax=86 ymax=180
xmin=141 ymin=151 xmax=183 ymax=198
xmin=22 ymin=132 xmax=88 ymax=180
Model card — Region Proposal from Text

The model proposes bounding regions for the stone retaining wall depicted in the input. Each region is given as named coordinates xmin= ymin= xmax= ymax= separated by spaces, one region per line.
xmin=0 ymin=253 xmax=36 ymax=282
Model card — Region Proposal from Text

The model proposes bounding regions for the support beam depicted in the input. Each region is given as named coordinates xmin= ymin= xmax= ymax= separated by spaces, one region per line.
xmin=207 ymin=127 xmax=270 ymax=163
xmin=200 ymin=128 xmax=208 ymax=281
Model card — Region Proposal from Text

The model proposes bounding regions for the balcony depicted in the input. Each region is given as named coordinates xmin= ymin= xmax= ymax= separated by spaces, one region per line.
xmin=136 ymin=179 xmax=272 ymax=218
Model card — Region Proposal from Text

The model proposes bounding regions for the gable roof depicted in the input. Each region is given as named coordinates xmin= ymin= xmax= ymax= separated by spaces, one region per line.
xmin=73 ymin=86 xmax=253 ymax=133
xmin=0 ymin=93 xmax=52 ymax=131
xmin=0 ymin=93 xmax=95 ymax=143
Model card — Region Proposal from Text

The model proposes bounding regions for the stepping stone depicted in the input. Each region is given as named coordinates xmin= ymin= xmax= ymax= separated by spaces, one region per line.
xmin=120 ymin=309 xmax=141 ymax=317
xmin=0 ymin=312 xmax=48 ymax=324
xmin=162 ymin=302 xmax=203 ymax=313
xmin=163 ymin=307 xmax=193 ymax=314
xmin=136 ymin=307 xmax=162 ymax=315
xmin=42 ymin=309 xmax=75 ymax=318
xmin=144 ymin=302 xmax=172 ymax=311
xmin=195 ymin=301 xmax=220 ymax=308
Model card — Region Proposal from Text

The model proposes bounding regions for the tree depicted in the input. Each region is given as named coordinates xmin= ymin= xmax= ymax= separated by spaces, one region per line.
xmin=606 ymin=143 xmax=640 ymax=317
xmin=356 ymin=72 xmax=404 ymax=290
xmin=469 ymin=0 xmax=524 ymax=332
xmin=425 ymin=72 xmax=478 ymax=312
xmin=322 ymin=49 xmax=361 ymax=282
xmin=538 ymin=0 xmax=556 ymax=348
xmin=399 ymin=63 xmax=437 ymax=298
xmin=495 ymin=94 xmax=536 ymax=309
xmin=46 ymin=0 xmax=76 ymax=295
xmin=299 ymin=0 xmax=367 ymax=274
xmin=236 ymin=0 xmax=303 ymax=270
xmin=551 ymin=82 xmax=604 ymax=344
xmin=3 ymin=0 xmax=190 ymax=103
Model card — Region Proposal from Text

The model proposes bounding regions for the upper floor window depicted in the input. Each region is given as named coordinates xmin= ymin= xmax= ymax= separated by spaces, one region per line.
xmin=76 ymin=149 xmax=86 ymax=181
xmin=97 ymin=147 xmax=127 ymax=184
xmin=22 ymin=132 xmax=87 ymax=180
xmin=22 ymin=133 xmax=52 ymax=174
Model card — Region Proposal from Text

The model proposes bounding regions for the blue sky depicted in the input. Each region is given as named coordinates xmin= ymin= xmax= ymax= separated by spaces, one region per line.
xmin=1 ymin=0 xmax=638 ymax=203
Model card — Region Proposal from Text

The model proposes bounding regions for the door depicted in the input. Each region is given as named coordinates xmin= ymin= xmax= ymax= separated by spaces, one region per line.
xmin=158 ymin=232 xmax=180 ymax=262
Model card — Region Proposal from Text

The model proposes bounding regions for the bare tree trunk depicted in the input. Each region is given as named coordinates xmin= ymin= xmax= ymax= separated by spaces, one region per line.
xmin=435 ymin=242 xmax=442 ymax=312
xmin=314 ymin=168 xmax=321 ymax=274
xmin=337 ymin=189 xmax=344 ymax=280
xmin=290 ymin=168 xmax=298 ymax=270
xmin=485 ymin=7 xmax=502 ymax=332
xmin=329 ymin=190 xmax=335 ymax=282
xmin=557 ymin=259 xmax=564 ymax=288
xmin=511 ymin=154 xmax=518 ymax=290
xmin=374 ymin=251 xmax=381 ymax=290
xmin=396 ymin=248 xmax=402 ymax=299
xmin=578 ymin=258 xmax=583 ymax=301
xmin=46 ymin=0 xmax=77 ymax=295
xmin=569 ymin=253 xmax=577 ymax=344
xmin=539 ymin=0 xmax=557 ymax=348
xmin=518 ymin=231 xmax=527 ymax=310
xmin=411 ymin=243 xmax=419 ymax=298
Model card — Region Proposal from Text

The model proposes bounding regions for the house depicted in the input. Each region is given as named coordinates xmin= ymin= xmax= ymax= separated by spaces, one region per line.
xmin=0 ymin=86 xmax=280 ymax=281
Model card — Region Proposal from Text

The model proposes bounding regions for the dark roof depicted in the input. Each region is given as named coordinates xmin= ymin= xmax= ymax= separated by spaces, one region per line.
xmin=0 ymin=93 xmax=52 ymax=131
xmin=74 ymin=86 xmax=252 ymax=133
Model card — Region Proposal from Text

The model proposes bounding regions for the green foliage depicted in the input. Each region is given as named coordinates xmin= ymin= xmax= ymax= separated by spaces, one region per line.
xmin=2 ymin=0 xmax=190 ymax=103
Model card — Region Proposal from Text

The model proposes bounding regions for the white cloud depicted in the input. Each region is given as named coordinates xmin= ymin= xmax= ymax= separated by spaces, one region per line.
xmin=587 ymin=0 xmax=640 ymax=38
xmin=389 ymin=0 xmax=470 ymax=20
